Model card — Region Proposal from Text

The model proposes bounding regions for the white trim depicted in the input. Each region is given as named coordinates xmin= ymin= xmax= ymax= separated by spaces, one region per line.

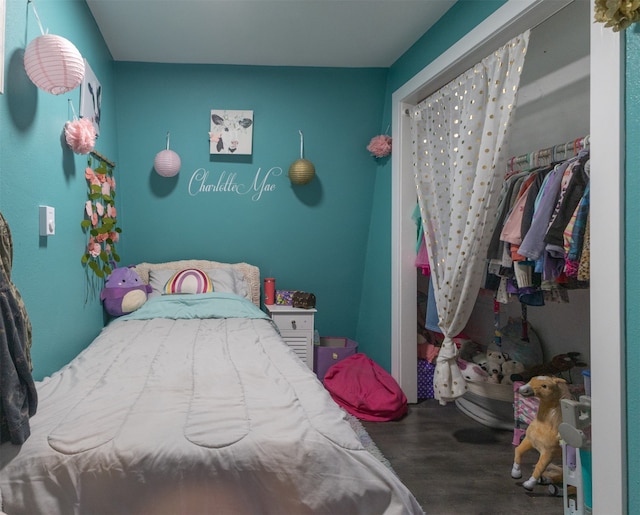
xmin=391 ymin=0 xmax=625 ymax=511
xmin=589 ymin=12 xmax=626 ymax=514
xmin=393 ymin=0 xmax=571 ymax=106
xmin=391 ymin=101 xmax=418 ymax=402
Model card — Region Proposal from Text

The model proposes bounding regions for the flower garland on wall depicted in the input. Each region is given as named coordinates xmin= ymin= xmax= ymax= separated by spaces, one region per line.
xmin=81 ymin=154 xmax=121 ymax=287
xmin=594 ymin=0 xmax=640 ymax=31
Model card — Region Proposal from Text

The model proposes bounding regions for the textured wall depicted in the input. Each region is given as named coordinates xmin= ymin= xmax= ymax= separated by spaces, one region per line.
xmin=625 ymin=26 xmax=640 ymax=515
xmin=113 ymin=62 xmax=387 ymax=346
xmin=1 ymin=0 xmax=117 ymax=379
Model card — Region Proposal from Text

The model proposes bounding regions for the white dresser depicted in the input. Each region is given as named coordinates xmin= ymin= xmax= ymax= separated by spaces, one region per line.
xmin=265 ymin=304 xmax=316 ymax=369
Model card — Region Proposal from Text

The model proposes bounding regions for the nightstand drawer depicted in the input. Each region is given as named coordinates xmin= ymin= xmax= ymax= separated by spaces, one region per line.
xmin=272 ymin=314 xmax=313 ymax=332
xmin=264 ymin=304 xmax=316 ymax=370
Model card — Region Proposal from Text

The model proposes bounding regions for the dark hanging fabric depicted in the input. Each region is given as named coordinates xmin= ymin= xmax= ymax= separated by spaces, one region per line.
xmin=544 ymin=152 xmax=590 ymax=248
xmin=0 ymin=212 xmax=37 ymax=444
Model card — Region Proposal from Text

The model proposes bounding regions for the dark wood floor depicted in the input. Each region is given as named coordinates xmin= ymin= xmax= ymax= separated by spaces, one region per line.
xmin=362 ymin=400 xmax=565 ymax=515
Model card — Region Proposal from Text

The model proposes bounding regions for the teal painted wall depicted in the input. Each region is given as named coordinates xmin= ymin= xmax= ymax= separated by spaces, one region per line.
xmin=356 ymin=0 xmax=505 ymax=370
xmin=626 ymin=27 xmax=640 ymax=515
xmin=1 ymin=0 xmax=637 ymax=508
xmin=1 ymin=0 xmax=118 ymax=380
xmin=113 ymin=62 xmax=387 ymax=344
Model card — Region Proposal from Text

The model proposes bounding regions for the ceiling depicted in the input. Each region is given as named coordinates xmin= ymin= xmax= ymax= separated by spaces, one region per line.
xmin=85 ymin=0 xmax=457 ymax=68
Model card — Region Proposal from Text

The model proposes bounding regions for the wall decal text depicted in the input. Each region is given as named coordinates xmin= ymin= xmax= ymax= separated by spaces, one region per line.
xmin=188 ymin=167 xmax=283 ymax=201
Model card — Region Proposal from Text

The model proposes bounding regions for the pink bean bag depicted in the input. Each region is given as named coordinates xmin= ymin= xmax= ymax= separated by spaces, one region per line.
xmin=324 ymin=353 xmax=408 ymax=421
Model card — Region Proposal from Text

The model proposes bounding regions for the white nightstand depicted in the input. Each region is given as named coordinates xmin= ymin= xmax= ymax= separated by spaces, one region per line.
xmin=265 ymin=304 xmax=316 ymax=369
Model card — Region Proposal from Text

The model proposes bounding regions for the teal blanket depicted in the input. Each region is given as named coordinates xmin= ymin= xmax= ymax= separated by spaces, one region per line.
xmin=117 ymin=293 xmax=269 ymax=321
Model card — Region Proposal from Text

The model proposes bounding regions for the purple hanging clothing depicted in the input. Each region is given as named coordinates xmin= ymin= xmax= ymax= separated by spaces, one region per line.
xmin=518 ymin=159 xmax=572 ymax=261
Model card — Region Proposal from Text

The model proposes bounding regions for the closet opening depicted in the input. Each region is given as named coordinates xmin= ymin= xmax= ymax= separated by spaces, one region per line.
xmin=390 ymin=0 xmax=625 ymax=513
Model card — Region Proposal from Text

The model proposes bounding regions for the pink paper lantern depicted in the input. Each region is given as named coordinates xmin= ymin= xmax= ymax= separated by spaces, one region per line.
xmin=154 ymin=149 xmax=181 ymax=177
xmin=24 ymin=34 xmax=85 ymax=95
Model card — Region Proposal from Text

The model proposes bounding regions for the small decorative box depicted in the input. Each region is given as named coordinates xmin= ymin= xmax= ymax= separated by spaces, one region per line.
xmin=275 ymin=290 xmax=295 ymax=306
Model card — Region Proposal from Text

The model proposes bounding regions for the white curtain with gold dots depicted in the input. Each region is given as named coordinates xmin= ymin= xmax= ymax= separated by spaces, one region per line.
xmin=411 ymin=31 xmax=530 ymax=405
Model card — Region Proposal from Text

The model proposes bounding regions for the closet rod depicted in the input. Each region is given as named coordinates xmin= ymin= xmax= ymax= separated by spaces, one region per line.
xmin=507 ymin=134 xmax=589 ymax=174
xmin=90 ymin=150 xmax=116 ymax=169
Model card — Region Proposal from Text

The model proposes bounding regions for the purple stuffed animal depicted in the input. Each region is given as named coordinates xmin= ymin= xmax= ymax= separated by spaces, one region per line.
xmin=100 ymin=266 xmax=151 ymax=317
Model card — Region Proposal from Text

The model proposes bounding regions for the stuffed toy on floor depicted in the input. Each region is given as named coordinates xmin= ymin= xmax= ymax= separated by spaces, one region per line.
xmin=100 ymin=266 xmax=151 ymax=317
xmin=511 ymin=376 xmax=572 ymax=490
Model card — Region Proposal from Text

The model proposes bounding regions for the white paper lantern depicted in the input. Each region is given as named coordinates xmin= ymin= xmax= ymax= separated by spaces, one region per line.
xmin=154 ymin=132 xmax=181 ymax=177
xmin=154 ymin=149 xmax=181 ymax=177
xmin=24 ymin=34 xmax=85 ymax=95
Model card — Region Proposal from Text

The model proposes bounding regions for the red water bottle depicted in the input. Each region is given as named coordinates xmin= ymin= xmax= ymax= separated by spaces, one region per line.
xmin=264 ymin=278 xmax=275 ymax=305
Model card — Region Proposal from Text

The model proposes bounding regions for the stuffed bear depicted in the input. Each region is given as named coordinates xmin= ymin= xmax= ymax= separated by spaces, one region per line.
xmin=501 ymin=359 xmax=526 ymax=384
xmin=485 ymin=348 xmax=509 ymax=376
xmin=100 ymin=266 xmax=151 ymax=317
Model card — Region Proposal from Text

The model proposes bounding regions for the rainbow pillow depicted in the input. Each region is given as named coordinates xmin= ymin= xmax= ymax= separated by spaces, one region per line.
xmin=163 ymin=268 xmax=213 ymax=295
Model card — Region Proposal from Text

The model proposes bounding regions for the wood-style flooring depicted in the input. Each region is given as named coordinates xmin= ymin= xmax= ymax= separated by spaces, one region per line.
xmin=362 ymin=400 xmax=566 ymax=515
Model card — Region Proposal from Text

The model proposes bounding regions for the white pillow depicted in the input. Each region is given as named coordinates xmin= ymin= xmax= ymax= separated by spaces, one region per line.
xmin=207 ymin=268 xmax=251 ymax=301
xmin=148 ymin=269 xmax=175 ymax=298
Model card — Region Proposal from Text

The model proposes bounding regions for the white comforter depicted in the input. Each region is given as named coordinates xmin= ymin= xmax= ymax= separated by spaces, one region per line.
xmin=0 ymin=294 xmax=423 ymax=514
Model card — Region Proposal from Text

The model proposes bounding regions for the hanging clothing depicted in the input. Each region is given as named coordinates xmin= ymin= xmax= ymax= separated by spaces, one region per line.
xmin=0 ymin=212 xmax=37 ymax=444
xmin=544 ymin=153 xmax=590 ymax=249
xmin=518 ymin=158 xmax=573 ymax=261
xmin=487 ymin=171 xmax=530 ymax=263
xmin=425 ymin=279 xmax=440 ymax=332
xmin=565 ymin=182 xmax=590 ymax=277
xmin=412 ymin=204 xmax=430 ymax=276
xmin=578 ymin=213 xmax=591 ymax=282
xmin=485 ymin=145 xmax=590 ymax=305
xmin=520 ymin=166 xmax=554 ymax=243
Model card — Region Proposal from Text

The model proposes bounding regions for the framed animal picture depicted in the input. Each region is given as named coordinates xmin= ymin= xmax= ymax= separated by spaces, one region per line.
xmin=209 ymin=109 xmax=254 ymax=155
xmin=80 ymin=60 xmax=102 ymax=136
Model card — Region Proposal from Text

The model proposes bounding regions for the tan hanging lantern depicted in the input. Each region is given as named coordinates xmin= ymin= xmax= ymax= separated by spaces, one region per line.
xmin=289 ymin=159 xmax=316 ymax=185
xmin=288 ymin=130 xmax=315 ymax=185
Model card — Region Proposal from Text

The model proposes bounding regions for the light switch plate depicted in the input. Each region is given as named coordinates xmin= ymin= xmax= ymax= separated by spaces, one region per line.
xmin=39 ymin=205 xmax=55 ymax=236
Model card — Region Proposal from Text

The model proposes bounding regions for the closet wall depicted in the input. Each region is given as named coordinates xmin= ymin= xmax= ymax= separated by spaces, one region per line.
xmin=463 ymin=0 xmax=591 ymax=362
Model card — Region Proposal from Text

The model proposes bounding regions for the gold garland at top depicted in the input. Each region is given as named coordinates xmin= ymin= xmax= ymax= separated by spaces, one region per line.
xmin=594 ymin=0 xmax=640 ymax=31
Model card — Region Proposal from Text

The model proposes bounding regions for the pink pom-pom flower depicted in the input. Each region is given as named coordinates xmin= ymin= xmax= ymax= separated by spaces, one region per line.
xmin=367 ymin=134 xmax=392 ymax=158
xmin=64 ymin=117 xmax=96 ymax=154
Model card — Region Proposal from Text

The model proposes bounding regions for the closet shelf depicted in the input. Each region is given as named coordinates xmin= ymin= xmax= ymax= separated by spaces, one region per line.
xmin=517 ymin=55 xmax=589 ymax=108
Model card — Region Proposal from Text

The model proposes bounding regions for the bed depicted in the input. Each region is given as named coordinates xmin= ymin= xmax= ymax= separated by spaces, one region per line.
xmin=0 ymin=260 xmax=423 ymax=514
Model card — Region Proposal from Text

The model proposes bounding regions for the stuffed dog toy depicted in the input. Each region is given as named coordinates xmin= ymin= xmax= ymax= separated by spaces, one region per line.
xmin=511 ymin=375 xmax=571 ymax=490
